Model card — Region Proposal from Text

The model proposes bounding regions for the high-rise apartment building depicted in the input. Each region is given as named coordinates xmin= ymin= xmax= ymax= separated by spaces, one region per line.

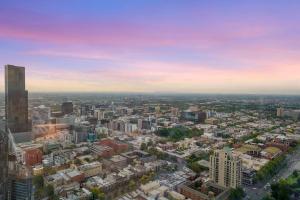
xmin=277 ymin=107 xmax=284 ymax=117
xmin=5 ymin=65 xmax=28 ymax=133
xmin=209 ymin=148 xmax=242 ymax=189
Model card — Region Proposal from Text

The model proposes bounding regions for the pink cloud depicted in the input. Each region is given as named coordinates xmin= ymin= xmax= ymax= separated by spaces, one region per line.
xmin=0 ymin=7 xmax=275 ymax=49
xmin=25 ymin=49 xmax=114 ymax=60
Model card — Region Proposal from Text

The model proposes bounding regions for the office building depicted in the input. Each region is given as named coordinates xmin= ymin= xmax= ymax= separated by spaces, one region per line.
xmin=8 ymin=164 xmax=34 ymax=200
xmin=138 ymin=118 xmax=151 ymax=130
xmin=5 ymin=65 xmax=28 ymax=133
xmin=0 ymin=129 xmax=8 ymax=200
xmin=61 ymin=101 xmax=73 ymax=115
xmin=73 ymin=122 xmax=93 ymax=143
xmin=209 ymin=148 xmax=242 ymax=189
xmin=182 ymin=110 xmax=207 ymax=123
xmin=10 ymin=176 xmax=34 ymax=200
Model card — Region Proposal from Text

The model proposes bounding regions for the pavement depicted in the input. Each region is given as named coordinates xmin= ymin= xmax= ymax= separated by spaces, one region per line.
xmin=244 ymin=146 xmax=300 ymax=200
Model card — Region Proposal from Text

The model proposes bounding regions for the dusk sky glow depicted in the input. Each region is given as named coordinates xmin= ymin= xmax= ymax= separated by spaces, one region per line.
xmin=1 ymin=0 xmax=300 ymax=94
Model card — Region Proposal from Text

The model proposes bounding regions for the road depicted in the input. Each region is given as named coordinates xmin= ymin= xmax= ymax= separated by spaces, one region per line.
xmin=244 ymin=146 xmax=300 ymax=200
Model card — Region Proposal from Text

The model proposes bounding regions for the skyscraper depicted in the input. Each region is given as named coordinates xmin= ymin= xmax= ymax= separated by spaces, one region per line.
xmin=10 ymin=176 xmax=34 ymax=200
xmin=209 ymin=148 xmax=242 ymax=189
xmin=61 ymin=101 xmax=74 ymax=115
xmin=0 ymin=129 xmax=8 ymax=200
xmin=5 ymin=65 xmax=29 ymax=133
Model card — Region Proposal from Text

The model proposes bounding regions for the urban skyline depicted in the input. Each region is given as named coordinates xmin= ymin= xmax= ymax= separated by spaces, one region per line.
xmin=1 ymin=1 xmax=300 ymax=94
xmin=1 ymin=1 xmax=300 ymax=200
xmin=1 ymin=65 xmax=299 ymax=200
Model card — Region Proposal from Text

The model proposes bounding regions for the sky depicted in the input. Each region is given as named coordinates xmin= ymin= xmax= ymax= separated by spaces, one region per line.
xmin=0 ymin=0 xmax=300 ymax=94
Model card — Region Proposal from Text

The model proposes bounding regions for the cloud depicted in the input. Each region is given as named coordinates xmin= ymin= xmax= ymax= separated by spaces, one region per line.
xmin=0 ymin=5 xmax=275 ymax=49
xmin=0 ymin=2 xmax=300 ymax=94
xmin=25 ymin=49 xmax=114 ymax=61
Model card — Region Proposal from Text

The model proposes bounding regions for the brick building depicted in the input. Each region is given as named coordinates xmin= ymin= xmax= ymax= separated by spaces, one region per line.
xmin=24 ymin=149 xmax=42 ymax=166
xmin=98 ymin=139 xmax=128 ymax=154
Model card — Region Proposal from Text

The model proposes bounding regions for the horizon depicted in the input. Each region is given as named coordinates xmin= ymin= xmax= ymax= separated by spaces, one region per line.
xmin=1 ymin=91 xmax=300 ymax=96
xmin=1 ymin=1 xmax=300 ymax=94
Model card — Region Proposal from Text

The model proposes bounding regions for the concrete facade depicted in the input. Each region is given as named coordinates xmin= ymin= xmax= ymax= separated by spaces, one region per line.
xmin=209 ymin=148 xmax=242 ymax=189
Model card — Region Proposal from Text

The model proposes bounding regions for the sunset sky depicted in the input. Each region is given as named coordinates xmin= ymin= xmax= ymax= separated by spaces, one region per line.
xmin=0 ymin=0 xmax=300 ymax=94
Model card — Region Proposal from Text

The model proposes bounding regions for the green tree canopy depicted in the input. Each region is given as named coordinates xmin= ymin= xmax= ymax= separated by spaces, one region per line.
xmin=229 ymin=187 xmax=245 ymax=200
xmin=90 ymin=187 xmax=105 ymax=200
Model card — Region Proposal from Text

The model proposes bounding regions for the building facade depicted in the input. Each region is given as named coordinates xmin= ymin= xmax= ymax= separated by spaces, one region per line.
xmin=5 ymin=65 xmax=28 ymax=133
xmin=10 ymin=176 xmax=34 ymax=200
xmin=24 ymin=148 xmax=43 ymax=166
xmin=209 ymin=148 xmax=242 ymax=189
xmin=61 ymin=101 xmax=74 ymax=115
xmin=0 ymin=129 xmax=8 ymax=200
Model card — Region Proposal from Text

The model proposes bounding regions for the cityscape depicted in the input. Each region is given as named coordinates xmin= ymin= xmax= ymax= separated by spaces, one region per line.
xmin=1 ymin=1 xmax=300 ymax=200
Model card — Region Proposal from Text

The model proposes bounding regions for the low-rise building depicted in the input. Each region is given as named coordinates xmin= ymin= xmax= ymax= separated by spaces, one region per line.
xmin=90 ymin=144 xmax=114 ymax=158
xmin=109 ymin=155 xmax=128 ymax=169
xmin=78 ymin=161 xmax=102 ymax=178
xmin=24 ymin=148 xmax=43 ymax=166
xmin=141 ymin=181 xmax=160 ymax=194
xmin=178 ymin=181 xmax=230 ymax=200
xmin=261 ymin=147 xmax=282 ymax=159
xmin=242 ymin=169 xmax=256 ymax=186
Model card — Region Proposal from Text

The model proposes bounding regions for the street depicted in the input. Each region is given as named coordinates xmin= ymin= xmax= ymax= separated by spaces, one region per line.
xmin=244 ymin=146 xmax=300 ymax=200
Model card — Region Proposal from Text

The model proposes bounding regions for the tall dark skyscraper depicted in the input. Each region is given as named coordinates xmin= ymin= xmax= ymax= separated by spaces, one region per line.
xmin=5 ymin=65 xmax=29 ymax=133
xmin=61 ymin=101 xmax=74 ymax=115
xmin=0 ymin=129 xmax=8 ymax=200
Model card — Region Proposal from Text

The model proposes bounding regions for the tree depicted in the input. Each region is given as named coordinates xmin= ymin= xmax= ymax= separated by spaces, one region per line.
xmin=33 ymin=177 xmax=59 ymax=199
xmin=33 ymin=175 xmax=44 ymax=189
xmin=147 ymin=140 xmax=153 ymax=147
xmin=44 ymin=166 xmax=57 ymax=175
xmin=256 ymin=155 xmax=286 ymax=181
xmin=292 ymin=170 xmax=298 ymax=177
xmin=140 ymin=142 xmax=147 ymax=151
xmin=149 ymin=171 xmax=156 ymax=180
xmin=228 ymin=187 xmax=245 ymax=200
xmin=297 ymin=178 xmax=300 ymax=187
xmin=187 ymin=162 xmax=202 ymax=173
xmin=262 ymin=195 xmax=275 ymax=200
xmin=140 ymin=175 xmax=150 ymax=184
xmin=90 ymin=187 xmax=105 ymax=200
xmin=45 ymin=184 xmax=59 ymax=200
xmin=129 ymin=180 xmax=136 ymax=190
xmin=147 ymin=147 xmax=167 ymax=160
xmin=156 ymin=127 xmax=203 ymax=142
xmin=270 ymin=179 xmax=291 ymax=200
xmin=74 ymin=158 xmax=82 ymax=165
